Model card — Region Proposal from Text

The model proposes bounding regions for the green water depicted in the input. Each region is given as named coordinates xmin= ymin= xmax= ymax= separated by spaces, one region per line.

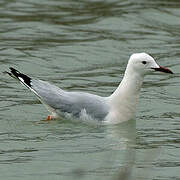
xmin=1 ymin=0 xmax=180 ymax=179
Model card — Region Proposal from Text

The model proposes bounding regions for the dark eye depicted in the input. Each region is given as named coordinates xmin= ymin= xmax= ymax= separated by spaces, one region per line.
xmin=142 ymin=61 xmax=147 ymax=64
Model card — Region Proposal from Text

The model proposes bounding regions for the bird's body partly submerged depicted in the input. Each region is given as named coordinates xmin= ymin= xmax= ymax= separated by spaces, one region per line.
xmin=6 ymin=53 xmax=173 ymax=124
xmin=30 ymin=79 xmax=109 ymax=121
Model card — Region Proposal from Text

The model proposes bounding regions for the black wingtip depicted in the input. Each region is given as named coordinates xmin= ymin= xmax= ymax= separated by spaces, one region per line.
xmin=9 ymin=67 xmax=17 ymax=72
xmin=8 ymin=67 xmax=32 ymax=87
xmin=9 ymin=67 xmax=20 ymax=77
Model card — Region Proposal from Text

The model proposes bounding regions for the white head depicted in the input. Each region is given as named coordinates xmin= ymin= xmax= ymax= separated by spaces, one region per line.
xmin=126 ymin=53 xmax=173 ymax=76
xmin=107 ymin=53 xmax=173 ymax=124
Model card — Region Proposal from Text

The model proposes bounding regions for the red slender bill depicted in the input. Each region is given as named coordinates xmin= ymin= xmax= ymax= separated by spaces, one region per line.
xmin=152 ymin=66 xmax=173 ymax=74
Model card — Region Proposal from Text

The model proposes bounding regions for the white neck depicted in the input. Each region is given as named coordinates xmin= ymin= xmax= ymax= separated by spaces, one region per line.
xmin=106 ymin=66 xmax=144 ymax=123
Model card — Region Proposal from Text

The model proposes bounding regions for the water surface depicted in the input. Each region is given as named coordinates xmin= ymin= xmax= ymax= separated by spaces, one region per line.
xmin=1 ymin=0 xmax=180 ymax=179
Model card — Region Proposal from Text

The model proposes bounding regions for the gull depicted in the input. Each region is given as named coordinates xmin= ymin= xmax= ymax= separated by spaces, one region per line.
xmin=5 ymin=53 xmax=173 ymax=124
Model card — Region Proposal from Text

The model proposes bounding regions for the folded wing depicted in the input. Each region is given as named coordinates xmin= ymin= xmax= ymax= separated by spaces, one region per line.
xmin=7 ymin=68 xmax=109 ymax=120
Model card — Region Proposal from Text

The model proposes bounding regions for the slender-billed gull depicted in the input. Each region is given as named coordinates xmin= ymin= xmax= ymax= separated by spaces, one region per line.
xmin=5 ymin=53 xmax=173 ymax=124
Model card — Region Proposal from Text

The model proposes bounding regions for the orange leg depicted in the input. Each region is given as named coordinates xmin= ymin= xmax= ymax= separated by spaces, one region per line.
xmin=46 ymin=115 xmax=53 ymax=121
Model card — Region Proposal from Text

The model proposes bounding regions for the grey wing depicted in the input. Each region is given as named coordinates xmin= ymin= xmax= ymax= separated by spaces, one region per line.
xmin=6 ymin=67 xmax=109 ymax=120
xmin=32 ymin=79 xmax=109 ymax=120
